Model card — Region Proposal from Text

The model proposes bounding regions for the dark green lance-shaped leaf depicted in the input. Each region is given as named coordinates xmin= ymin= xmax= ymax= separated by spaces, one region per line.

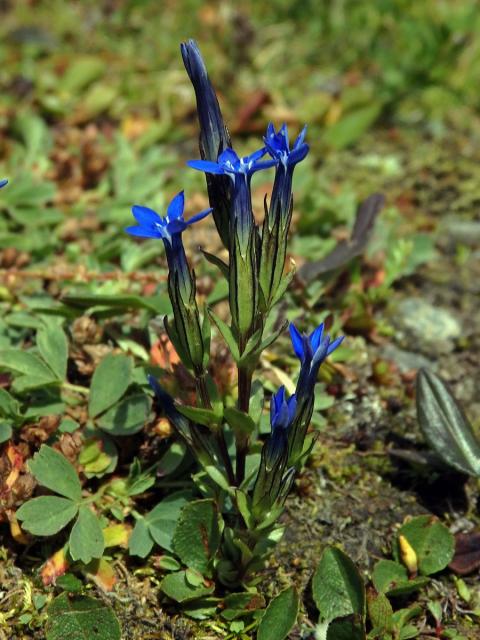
xmin=367 ymin=589 xmax=393 ymax=635
xmin=96 ymin=393 xmax=150 ymax=435
xmin=312 ymin=547 xmax=365 ymax=623
xmin=172 ymin=499 xmax=221 ymax=576
xmin=372 ymin=560 xmax=429 ymax=597
xmin=393 ymin=515 xmax=454 ymax=576
xmin=46 ymin=593 xmax=121 ymax=640
xmin=0 ymin=388 xmax=21 ymax=419
xmin=17 ymin=496 xmax=78 ymax=536
xmin=128 ymin=518 xmax=154 ymax=558
xmin=88 ymin=354 xmax=132 ymax=418
xmin=146 ymin=490 xmax=191 ymax=553
xmin=176 ymin=404 xmax=222 ymax=427
xmin=160 ymin=570 xmax=215 ymax=603
xmin=69 ymin=507 xmax=105 ymax=564
xmin=416 ymin=368 xmax=480 ymax=476
xmin=29 ymin=445 xmax=82 ymax=501
xmin=257 ymin=586 xmax=299 ymax=640
xmin=207 ymin=309 xmax=240 ymax=362
xmin=37 ymin=320 xmax=69 ymax=380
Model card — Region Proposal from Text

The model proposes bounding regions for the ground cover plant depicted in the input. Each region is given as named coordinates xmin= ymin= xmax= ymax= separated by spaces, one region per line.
xmin=1 ymin=2 xmax=480 ymax=639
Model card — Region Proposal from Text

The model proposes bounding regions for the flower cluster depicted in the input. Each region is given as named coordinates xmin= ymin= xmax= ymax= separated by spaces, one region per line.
xmin=125 ymin=39 xmax=344 ymax=587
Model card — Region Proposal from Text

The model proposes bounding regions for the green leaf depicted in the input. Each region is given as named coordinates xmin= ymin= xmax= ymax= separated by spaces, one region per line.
xmin=207 ymin=310 xmax=240 ymax=362
xmin=0 ymin=388 xmax=21 ymax=419
xmin=62 ymin=293 xmax=170 ymax=316
xmin=17 ymin=496 xmax=78 ymax=536
xmin=323 ymin=104 xmax=382 ymax=150
xmin=128 ymin=518 xmax=154 ymax=558
xmin=46 ymin=593 xmax=121 ymax=640
xmin=88 ymin=354 xmax=132 ymax=418
xmin=176 ymin=404 xmax=222 ymax=427
xmin=29 ymin=445 xmax=82 ymax=501
xmin=312 ymin=547 xmax=365 ymax=623
xmin=147 ymin=491 xmax=191 ymax=553
xmin=416 ymin=368 xmax=480 ymax=476
xmin=367 ymin=589 xmax=393 ymax=634
xmin=56 ymin=574 xmax=84 ymax=593
xmin=224 ymin=407 xmax=256 ymax=436
xmin=393 ymin=515 xmax=454 ymax=576
xmin=96 ymin=393 xmax=150 ymax=435
xmin=0 ymin=423 xmax=12 ymax=443
xmin=0 ymin=349 xmax=58 ymax=384
xmin=37 ymin=320 xmax=69 ymax=380
xmin=372 ymin=560 xmax=429 ymax=597
xmin=172 ymin=499 xmax=221 ymax=576
xmin=257 ymin=586 xmax=299 ymax=640
xmin=69 ymin=507 xmax=105 ymax=564
xmin=160 ymin=570 xmax=214 ymax=603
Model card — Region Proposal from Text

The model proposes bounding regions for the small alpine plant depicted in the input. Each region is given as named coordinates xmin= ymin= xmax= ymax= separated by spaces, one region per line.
xmin=126 ymin=40 xmax=343 ymax=588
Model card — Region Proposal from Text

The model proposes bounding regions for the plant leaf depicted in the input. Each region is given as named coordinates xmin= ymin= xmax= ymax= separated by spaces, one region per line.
xmin=312 ymin=547 xmax=365 ymax=623
xmin=160 ymin=570 xmax=214 ymax=603
xmin=172 ymin=499 xmax=221 ymax=576
xmin=69 ymin=507 xmax=105 ymax=564
xmin=147 ymin=491 xmax=191 ymax=553
xmin=88 ymin=353 xmax=132 ymax=418
xmin=393 ymin=515 xmax=454 ymax=576
xmin=37 ymin=320 xmax=69 ymax=380
xmin=96 ymin=393 xmax=150 ymax=435
xmin=257 ymin=586 xmax=299 ymax=640
xmin=29 ymin=445 xmax=82 ymax=501
xmin=416 ymin=368 xmax=480 ymax=476
xmin=128 ymin=518 xmax=154 ymax=558
xmin=46 ymin=593 xmax=121 ymax=640
xmin=17 ymin=496 xmax=78 ymax=536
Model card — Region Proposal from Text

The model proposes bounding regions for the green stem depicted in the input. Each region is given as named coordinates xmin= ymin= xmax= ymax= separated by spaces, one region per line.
xmin=235 ymin=344 xmax=253 ymax=485
xmin=62 ymin=382 xmax=90 ymax=395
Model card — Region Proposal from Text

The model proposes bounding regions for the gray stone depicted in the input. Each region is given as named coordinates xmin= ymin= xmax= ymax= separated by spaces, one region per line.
xmin=394 ymin=298 xmax=462 ymax=347
xmin=441 ymin=218 xmax=480 ymax=247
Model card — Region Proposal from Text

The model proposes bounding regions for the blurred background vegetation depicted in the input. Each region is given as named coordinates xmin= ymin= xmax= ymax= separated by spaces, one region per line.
xmin=0 ymin=0 xmax=479 ymax=282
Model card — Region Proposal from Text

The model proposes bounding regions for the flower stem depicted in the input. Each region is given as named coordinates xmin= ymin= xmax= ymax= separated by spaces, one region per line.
xmin=235 ymin=355 xmax=252 ymax=486
xmin=196 ymin=375 xmax=235 ymax=486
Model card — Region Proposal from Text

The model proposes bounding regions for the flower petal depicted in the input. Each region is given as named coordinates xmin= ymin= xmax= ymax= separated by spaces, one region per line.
xmin=289 ymin=323 xmax=305 ymax=360
xmin=310 ymin=323 xmax=325 ymax=352
xmin=327 ymin=335 xmax=344 ymax=356
xmin=166 ymin=191 xmax=185 ymax=221
xmin=187 ymin=207 xmax=212 ymax=226
xmin=187 ymin=159 xmax=225 ymax=174
xmin=0 ymin=179 xmax=8 ymax=189
xmin=125 ymin=225 xmax=162 ymax=239
xmin=131 ymin=204 xmax=163 ymax=226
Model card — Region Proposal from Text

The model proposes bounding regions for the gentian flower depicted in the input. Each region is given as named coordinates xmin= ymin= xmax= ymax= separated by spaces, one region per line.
xmin=125 ymin=191 xmax=211 ymax=302
xmin=258 ymin=125 xmax=309 ymax=308
xmin=181 ymin=39 xmax=233 ymax=248
xmin=126 ymin=192 xmax=211 ymax=374
xmin=290 ymin=321 xmax=343 ymax=398
xmin=267 ymin=386 xmax=297 ymax=463
xmin=189 ymin=148 xmax=276 ymax=338
xmin=0 ymin=179 xmax=8 ymax=189
xmin=188 ymin=148 xmax=276 ymax=250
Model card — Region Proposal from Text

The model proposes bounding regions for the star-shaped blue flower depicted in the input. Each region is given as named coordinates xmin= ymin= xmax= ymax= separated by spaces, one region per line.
xmin=264 ymin=123 xmax=309 ymax=168
xmin=187 ymin=147 xmax=276 ymax=180
xmin=270 ymin=386 xmax=297 ymax=434
xmin=125 ymin=191 xmax=211 ymax=245
xmin=290 ymin=322 xmax=344 ymax=398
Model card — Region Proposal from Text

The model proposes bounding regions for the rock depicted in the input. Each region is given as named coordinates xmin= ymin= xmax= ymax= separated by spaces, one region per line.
xmin=394 ymin=297 xmax=462 ymax=353
xmin=441 ymin=219 xmax=480 ymax=247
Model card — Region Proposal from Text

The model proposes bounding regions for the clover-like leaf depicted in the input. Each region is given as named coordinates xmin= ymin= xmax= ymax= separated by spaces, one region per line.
xmin=17 ymin=496 xmax=78 ymax=536
xmin=29 ymin=445 xmax=82 ymax=501
xmin=88 ymin=353 xmax=132 ymax=418
xmin=69 ymin=506 xmax=105 ymax=564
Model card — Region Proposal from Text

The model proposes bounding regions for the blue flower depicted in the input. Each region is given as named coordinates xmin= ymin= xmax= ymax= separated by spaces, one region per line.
xmin=187 ymin=147 xmax=276 ymax=179
xmin=270 ymin=386 xmax=297 ymax=433
xmin=264 ymin=123 xmax=309 ymax=168
xmin=0 ymin=179 xmax=8 ymax=189
xmin=290 ymin=322 xmax=344 ymax=397
xmin=181 ymin=40 xmax=230 ymax=162
xmin=125 ymin=190 xmax=211 ymax=244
